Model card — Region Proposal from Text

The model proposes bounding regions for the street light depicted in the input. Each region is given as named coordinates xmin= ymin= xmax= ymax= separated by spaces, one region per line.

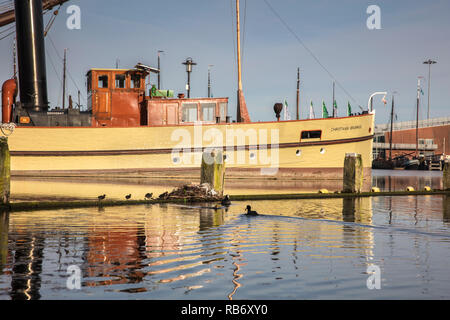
xmin=182 ymin=57 xmax=197 ymax=98
xmin=423 ymin=59 xmax=437 ymax=120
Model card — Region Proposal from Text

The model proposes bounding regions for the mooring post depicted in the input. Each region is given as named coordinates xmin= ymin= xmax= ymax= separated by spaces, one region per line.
xmin=343 ymin=153 xmax=363 ymax=193
xmin=444 ymin=160 xmax=450 ymax=191
xmin=0 ymin=137 xmax=10 ymax=205
xmin=201 ymin=149 xmax=225 ymax=195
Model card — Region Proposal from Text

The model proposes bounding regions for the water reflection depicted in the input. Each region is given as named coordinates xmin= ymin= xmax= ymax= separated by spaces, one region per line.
xmin=372 ymin=169 xmax=443 ymax=191
xmin=444 ymin=196 xmax=450 ymax=223
xmin=0 ymin=212 xmax=8 ymax=275
xmin=1 ymin=195 xmax=450 ymax=299
xmin=9 ymin=234 xmax=45 ymax=300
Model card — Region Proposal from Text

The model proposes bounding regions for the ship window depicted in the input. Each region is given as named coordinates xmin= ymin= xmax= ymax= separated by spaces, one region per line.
xmin=115 ymin=74 xmax=126 ymax=88
xmin=87 ymin=73 xmax=92 ymax=92
xmin=301 ymin=130 xmax=322 ymax=139
xmin=131 ymin=74 xmax=141 ymax=89
xmin=98 ymin=75 xmax=108 ymax=88
xmin=201 ymin=103 xmax=215 ymax=122
xmin=182 ymin=103 xmax=198 ymax=122
xmin=220 ymin=102 xmax=227 ymax=121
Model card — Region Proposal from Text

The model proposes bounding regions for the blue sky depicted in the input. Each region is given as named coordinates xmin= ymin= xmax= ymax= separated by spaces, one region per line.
xmin=1 ymin=0 xmax=449 ymax=124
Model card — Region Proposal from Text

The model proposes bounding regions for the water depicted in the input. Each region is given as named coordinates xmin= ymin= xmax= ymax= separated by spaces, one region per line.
xmin=1 ymin=170 xmax=449 ymax=300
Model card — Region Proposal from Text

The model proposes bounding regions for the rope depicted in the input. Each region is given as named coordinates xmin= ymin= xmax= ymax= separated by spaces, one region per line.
xmin=263 ymin=0 xmax=360 ymax=106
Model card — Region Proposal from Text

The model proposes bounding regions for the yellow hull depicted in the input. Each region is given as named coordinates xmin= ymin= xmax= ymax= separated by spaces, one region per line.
xmin=7 ymin=114 xmax=374 ymax=179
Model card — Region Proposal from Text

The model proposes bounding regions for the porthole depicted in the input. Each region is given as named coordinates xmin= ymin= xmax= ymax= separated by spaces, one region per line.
xmin=172 ymin=157 xmax=180 ymax=164
xmin=249 ymin=152 xmax=256 ymax=160
xmin=296 ymin=150 xmax=302 ymax=157
xmin=320 ymin=148 xmax=326 ymax=154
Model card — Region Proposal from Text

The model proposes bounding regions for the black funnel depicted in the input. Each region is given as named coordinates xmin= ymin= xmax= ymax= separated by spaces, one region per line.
xmin=14 ymin=0 xmax=49 ymax=111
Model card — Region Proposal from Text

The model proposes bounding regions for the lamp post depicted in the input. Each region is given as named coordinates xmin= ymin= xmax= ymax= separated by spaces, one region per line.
xmin=182 ymin=57 xmax=196 ymax=98
xmin=416 ymin=76 xmax=425 ymax=157
xmin=423 ymin=59 xmax=437 ymax=120
xmin=367 ymin=91 xmax=387 ymax=112
xmin=157 ymin=50 xmax=164 ymax=89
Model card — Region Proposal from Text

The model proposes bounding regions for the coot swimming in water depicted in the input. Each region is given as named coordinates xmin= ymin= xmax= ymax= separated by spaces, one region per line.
xmin=221 ymin=195 xmax=231 ymax=206
xmin=245 ymin=205 xmax=258 ymax=216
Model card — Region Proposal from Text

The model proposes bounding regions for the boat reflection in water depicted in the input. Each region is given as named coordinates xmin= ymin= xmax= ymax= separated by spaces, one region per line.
xmin=2 ymin=194 xmax=450 ymax=299
xmin=10 ymin=176 xmax=363 ymax=202
xmin=0 ymin=197 xmax=376 ymax=299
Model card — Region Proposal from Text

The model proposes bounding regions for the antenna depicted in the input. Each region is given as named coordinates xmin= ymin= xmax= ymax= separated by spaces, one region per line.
xmin=13 ymin=38 xmax=16 ymax=78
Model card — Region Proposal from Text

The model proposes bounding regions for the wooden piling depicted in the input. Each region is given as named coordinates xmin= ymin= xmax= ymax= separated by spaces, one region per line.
xmin=0 ymin=211 xmax=8 ymax=270
xmin=343 ymin=153 xmax=363 ymax=193
xmin=444 ymin=160 xmax=450 ymax=191
xmin=0 ymin=137 xmax=10 ymax=205
xmin=200 ymin=149 xmax=225 ymax=195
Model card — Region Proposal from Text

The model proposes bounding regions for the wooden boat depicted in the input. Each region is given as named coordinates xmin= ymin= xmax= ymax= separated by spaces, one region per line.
xmin=1 ymin=0 xmax=375 ymax=181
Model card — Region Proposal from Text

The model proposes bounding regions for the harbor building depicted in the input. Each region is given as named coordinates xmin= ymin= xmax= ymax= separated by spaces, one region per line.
xmin=373 ymin=116 xmax=450 ymax=160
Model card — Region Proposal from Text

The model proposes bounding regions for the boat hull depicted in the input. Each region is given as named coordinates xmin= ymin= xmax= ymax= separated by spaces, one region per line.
xmin=7 ymin=114 xmax=375 ymax=181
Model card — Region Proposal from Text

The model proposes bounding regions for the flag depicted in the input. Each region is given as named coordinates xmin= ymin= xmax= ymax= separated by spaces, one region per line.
xmin=322 ymin=101 xmax=329 ymax=118
xmin=347 ymin=102 xmax=352 ymax=116
xmin=284 ymin=99 xmax=291 ymax=120
xmin=420 ymin=88 xmax=424 ymax=96
xmin=382 ymin=95 xmax=387 ymax=105
xmin=309 ymin=100 xmax=315 ymax=119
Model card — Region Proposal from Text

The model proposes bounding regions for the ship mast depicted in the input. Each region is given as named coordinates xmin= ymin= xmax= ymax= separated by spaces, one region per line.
xmin=296 ymin=68 xmax=300 ymax=120
xmin=62 ymin=48 xmax=67 ymax=109
xmin=236 ymin=0 xmax=243 ymax=94
xmin=235 ymin=0 xmax=250 ymax=123
xmin=389 ymin=94 xmax=395 ymax=161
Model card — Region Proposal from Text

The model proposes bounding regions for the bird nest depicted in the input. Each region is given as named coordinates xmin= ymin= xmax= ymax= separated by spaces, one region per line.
xmin=158 ymin=183 xmax=222 ymax=202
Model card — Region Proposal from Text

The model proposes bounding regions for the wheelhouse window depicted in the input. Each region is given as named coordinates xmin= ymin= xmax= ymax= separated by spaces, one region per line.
xmin=182 ymin=103 xmax=198 ymax=122
xmin=87 ymin=73 xmax=92 ymax=93
xmin=130 ymin=74 xmax=141 ymax=89
xmin=201 ymin=103 xmax=216 ymax=122
xmin=301 ymin=130 xmax=322 ymax=139
xmin=98 ymin=75 xmax=109 ymax=88
xmin=115 ymin=74 xmax=126 ymax=88
xmin=219 ymin=102 xmax=227 ymax=121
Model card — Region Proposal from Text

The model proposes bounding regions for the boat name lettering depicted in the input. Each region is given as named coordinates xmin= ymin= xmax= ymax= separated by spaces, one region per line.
xmin=331 ymin=125 xmax=362 ymax=132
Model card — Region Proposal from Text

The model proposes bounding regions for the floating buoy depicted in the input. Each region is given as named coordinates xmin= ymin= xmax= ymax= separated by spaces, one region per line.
xmin=318 ymin=189 xmax=329 ymax=194
xmin=423 ymin=186 xmax=431 ymax=191
xmin=406 ymin=186 xmax=415 ymax=192
xmin=371 ymin=187 xmax=380 ymax=193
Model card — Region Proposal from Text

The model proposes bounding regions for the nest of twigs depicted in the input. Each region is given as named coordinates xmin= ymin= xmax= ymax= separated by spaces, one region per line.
xmin=158 ymin=183 xmax=222 ymax=202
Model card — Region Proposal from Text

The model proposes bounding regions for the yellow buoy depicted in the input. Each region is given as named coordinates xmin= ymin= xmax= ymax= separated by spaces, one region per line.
xmin=371 ymin=187 xmax=380 ymax=193
xmin=318 ymin=189 xmax=329 ymax=194
xmin=406 ymin=186 xmax=415 ymax=192
xmin=423 ymin=186 xmax=431 ymax=191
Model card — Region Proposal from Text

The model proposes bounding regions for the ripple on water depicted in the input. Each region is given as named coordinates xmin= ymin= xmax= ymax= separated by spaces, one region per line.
xmin=1 ymin=195 xmax=450 ymax=299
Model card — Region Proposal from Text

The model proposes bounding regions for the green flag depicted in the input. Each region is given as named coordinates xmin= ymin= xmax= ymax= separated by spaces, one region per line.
xmin=347 ymin=102 xmax=352 ymax=116
xmin=309 ymin=100 xmax=315 ymax=119
xmin=322 ymin=101 xmax=329 ymax=118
